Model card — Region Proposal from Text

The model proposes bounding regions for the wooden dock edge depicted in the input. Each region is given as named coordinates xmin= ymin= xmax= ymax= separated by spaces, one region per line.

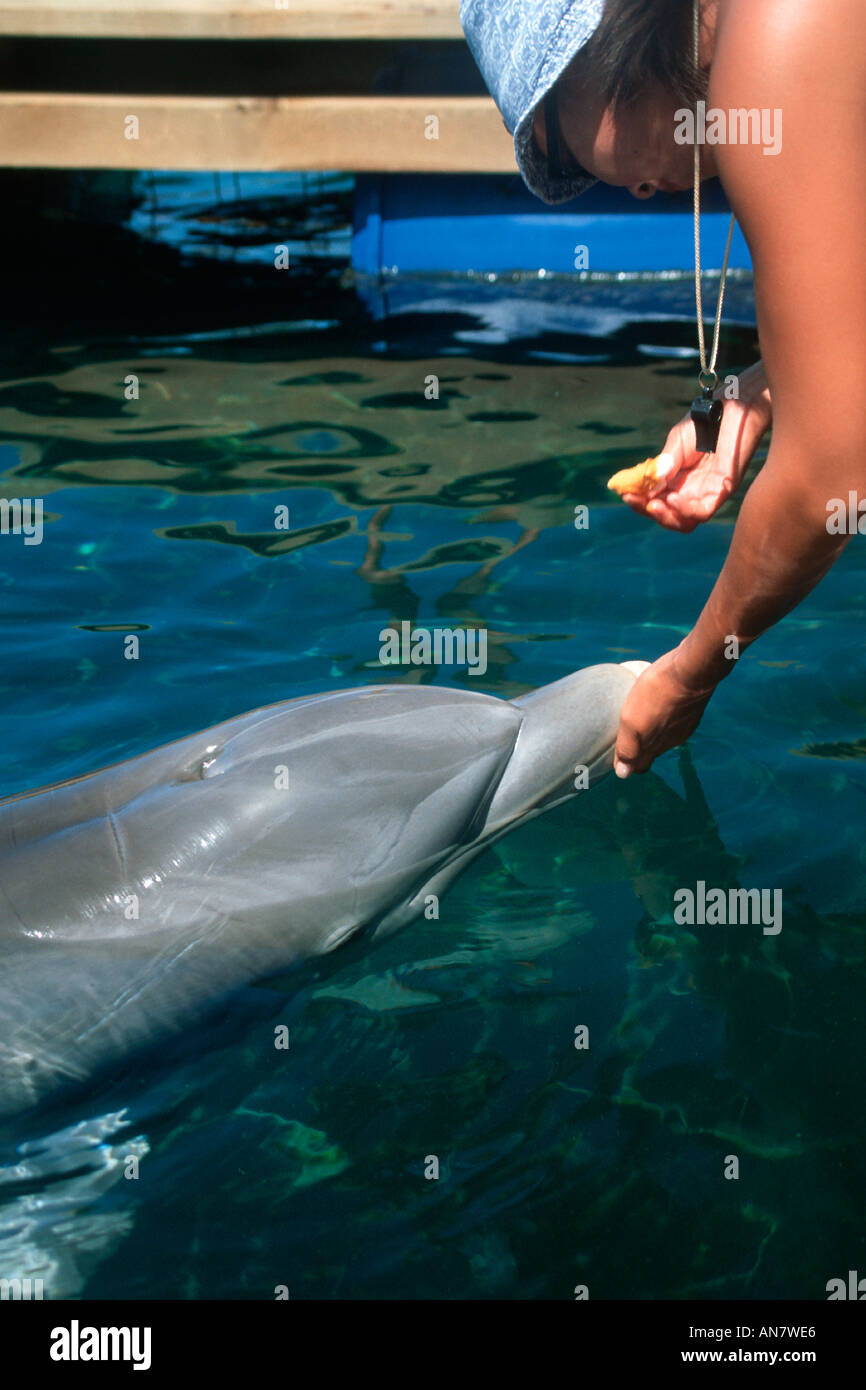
xmin=0 ymin=93 xmax=514 ymax=171
xmin=0 ymin=1 xmax=465 ymax=41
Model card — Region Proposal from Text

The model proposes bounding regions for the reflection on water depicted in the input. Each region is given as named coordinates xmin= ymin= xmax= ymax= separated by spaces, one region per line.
xmin=0 ymin=235 xmax=864 ymax=1300
xmin=0 ymin=1112 xmax=148 ymax=1300
xmin=0 ymin=339 xmax=766 ymax=700
xmin=0 ymin=351 xmax=724 ymax=511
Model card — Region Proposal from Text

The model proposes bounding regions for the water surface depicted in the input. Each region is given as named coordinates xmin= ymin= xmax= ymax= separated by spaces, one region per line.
xmin=0 ymin=174 xmax=863 ymax=1300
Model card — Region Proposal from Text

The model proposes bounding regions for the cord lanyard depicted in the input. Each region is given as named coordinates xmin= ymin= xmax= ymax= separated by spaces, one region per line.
xmin=690 ymin=0 xmax=737 ymax=454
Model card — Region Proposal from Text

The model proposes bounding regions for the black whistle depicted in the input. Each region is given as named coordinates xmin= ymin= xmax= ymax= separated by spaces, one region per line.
xmin=690 ymin=386 xmax=723 ymax=454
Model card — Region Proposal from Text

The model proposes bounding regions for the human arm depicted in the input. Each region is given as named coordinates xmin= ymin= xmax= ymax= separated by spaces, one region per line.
xmin=614 ymin=0 xmax=866 ymax=775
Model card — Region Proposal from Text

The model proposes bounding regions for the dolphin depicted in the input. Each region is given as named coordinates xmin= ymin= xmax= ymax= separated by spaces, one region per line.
xmin=0 ymin=661 xmax=645 ymax=1120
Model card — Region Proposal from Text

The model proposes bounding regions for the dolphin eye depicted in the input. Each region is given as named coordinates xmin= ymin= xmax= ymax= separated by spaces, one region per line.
xmin=198 ymin=746 xmax=224 ymax=777
xmin=175 ymin=744 xmax=223 ymax=783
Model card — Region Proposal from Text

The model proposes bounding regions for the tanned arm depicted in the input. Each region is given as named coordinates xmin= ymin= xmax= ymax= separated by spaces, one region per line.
xmin=615 ymin=0 xmax=866 ymax=774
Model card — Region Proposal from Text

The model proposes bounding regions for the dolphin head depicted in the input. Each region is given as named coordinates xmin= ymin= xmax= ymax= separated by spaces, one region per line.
xmin=370 ymin=660 xmax=647 ymax=939
xmin=480 ymin=661 xmax=647 ymax=835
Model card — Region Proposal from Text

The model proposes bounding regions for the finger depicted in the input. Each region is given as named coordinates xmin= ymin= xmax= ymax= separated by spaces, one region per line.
xmin=620 ymin=490 xmax=651 ymax=516
xmin=663 ymin=486 xmax=723 ymax=522
xmin=666 ymin=473 xmax=734 ymax=522
xmin=614 ymin=719 xmax=643 ymax=778
xmin=615 ymin=750 xmax=654 ymax=776
xmin=646 ymin=447 xmax=707 ymax=500
xmin=644 ymin=498 xmax=698 ymax=532
xmin=620 ymin=491 xmax=695 ymax=531
xmin=660 ymin=416 xmax=705 ymax=474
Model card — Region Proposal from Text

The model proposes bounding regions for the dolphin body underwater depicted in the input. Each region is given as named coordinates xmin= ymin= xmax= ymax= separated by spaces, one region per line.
xmin=0 ymin=662 xmax=645 ymax=1121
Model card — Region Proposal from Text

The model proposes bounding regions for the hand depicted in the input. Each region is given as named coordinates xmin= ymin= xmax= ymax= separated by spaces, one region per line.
xmin=621 ymin=361 xmax=772 ymax=533
xmin=614 ymin=646 xmax=717 ymax=777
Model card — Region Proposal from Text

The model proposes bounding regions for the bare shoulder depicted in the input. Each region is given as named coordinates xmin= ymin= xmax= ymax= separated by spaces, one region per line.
xmin=709 ymin=0 xmax=866 ymax=468
xmin=714 ymin=0 xmax=866 ymax=79
xmin=708 ymin=0 xmax=866 ymax=249
xmin=709 ymin=0 xmax=865 ymax=139
xmin=711 ymin=0 xmax=866 ymax=268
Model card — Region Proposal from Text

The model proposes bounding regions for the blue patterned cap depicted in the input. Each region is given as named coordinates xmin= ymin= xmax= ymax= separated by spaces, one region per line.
xmin=460 ymin=0 xmax=606 ymax=203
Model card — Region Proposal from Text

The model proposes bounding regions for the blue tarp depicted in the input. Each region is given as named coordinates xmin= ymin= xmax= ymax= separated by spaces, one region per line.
xmin=353 ymin=173 xmax=751 ymax=276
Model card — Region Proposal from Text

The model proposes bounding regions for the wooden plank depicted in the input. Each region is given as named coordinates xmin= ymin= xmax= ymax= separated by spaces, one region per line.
xmin=0 ymin=1 xmax=464 ymax=40
xmin=0 ymin=93 xmax=514 ymax=171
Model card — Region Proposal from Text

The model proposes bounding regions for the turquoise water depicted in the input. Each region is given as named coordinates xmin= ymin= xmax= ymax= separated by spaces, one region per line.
xmin=0 ymin=178 xmax=864 ymax=1300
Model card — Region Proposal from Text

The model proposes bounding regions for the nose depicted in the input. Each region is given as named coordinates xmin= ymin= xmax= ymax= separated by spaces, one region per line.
xmin=628 ymin=181 xmax=657 ymax=200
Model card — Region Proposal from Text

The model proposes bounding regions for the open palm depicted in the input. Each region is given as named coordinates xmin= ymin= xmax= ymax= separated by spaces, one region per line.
xmin=621 ymin=362 xmax=772 ymax=533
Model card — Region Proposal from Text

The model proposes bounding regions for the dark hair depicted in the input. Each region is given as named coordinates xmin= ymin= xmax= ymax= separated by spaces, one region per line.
xmin=572 ymin=0 xmax=709 ymax=111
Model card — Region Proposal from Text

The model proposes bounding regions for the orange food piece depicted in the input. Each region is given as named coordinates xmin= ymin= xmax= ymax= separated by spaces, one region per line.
xmin=606 ymin=454 xmax=670 ymax=497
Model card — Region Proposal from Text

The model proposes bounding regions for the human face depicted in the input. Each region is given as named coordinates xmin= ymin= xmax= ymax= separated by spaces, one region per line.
xmin=533 ymin=49 xmax=719 ymax=198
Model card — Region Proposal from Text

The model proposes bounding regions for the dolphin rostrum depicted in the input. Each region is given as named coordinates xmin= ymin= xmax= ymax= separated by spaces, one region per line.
xmin=0 ymin=661 xmax=646 ymax=1120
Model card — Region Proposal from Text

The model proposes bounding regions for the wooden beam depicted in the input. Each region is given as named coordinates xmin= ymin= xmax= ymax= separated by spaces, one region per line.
xmin=0 ymin=93 xmax=514 ymax=171
xmin=0 ymin=1 xmax=464 ymax=40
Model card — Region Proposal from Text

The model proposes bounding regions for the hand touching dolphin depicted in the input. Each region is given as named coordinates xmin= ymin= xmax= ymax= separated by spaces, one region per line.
xmin=0 ymin=662 xmax=646 ymax=1119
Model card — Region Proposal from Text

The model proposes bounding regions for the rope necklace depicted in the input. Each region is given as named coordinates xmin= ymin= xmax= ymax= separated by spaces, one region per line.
xmin=690 ymin=0 xmax=737 ymax=453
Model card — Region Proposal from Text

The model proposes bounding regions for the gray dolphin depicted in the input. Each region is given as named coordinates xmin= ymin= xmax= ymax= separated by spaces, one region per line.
xmin=0 ymin=662 xmax=645 ymax=1120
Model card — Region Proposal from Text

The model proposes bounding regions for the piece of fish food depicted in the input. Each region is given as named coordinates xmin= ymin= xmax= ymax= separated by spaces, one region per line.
xmin=607 ymin=451 xmax=677 ymax=497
